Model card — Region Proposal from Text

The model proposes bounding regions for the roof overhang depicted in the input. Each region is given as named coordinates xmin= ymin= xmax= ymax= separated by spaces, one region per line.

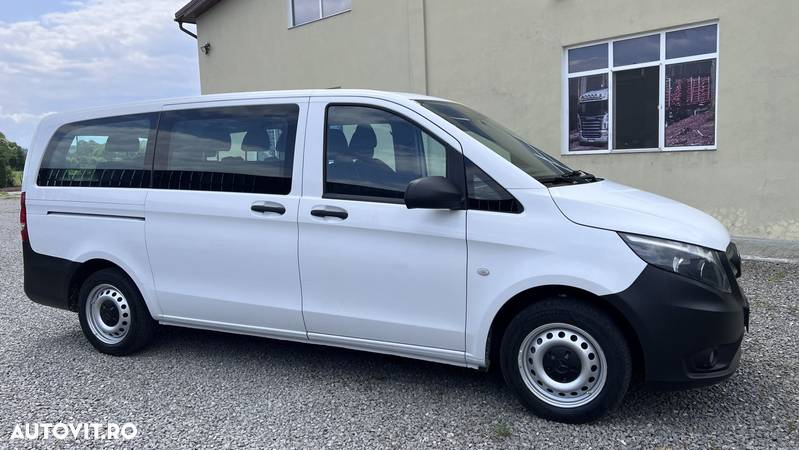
xmin=175 ymin=0 xmax=223 ymax=24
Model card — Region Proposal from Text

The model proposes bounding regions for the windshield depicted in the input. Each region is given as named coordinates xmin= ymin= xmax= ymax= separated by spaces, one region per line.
xmin=417 ymin=100 xmax=571 ymax=180
xmin=579 ymin=101 xmax=606 ymax=116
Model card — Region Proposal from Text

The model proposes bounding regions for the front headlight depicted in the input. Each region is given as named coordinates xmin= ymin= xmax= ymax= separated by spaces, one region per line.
xmin=620 ymin=233 xmax=731 ymax=293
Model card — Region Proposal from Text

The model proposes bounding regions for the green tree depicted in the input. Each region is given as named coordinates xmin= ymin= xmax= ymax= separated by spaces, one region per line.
xmin=0 ymin=156 xmax=7 ymax=189
xmin=0 ymin=131 xmax=27 ymax=186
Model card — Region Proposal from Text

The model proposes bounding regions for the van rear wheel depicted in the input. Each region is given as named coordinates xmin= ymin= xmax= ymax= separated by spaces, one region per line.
xmin=78 ymin=268 xmax=156 ymax=356
xmin=500 ymin=298 xmax=631 ymax=423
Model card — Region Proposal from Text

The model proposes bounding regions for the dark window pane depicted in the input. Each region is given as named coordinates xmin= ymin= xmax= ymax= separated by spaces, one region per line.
xmin=568 ymin=43 xmax=608 ymax=73
xmin=38 ymin=113 xmax=156 ymax=188
xmin=154 ymin=104 xmax=299 ymax=194
xmin=613 ymin=66 xmax=660 ymax=149
xmin=665 ymin=59 xmax=716 ymax=147
xmin=325 ymin=105 xmax=453 ymax=201
xmin=292 ymin=0 xmax=320 ymax=25
xmin=666 ymin=24 xmax=717 ymax=59
xmin=465 ymin=159 xmax=522 ymax=214
xmin=613 ymin=34 xmax=660 ymax=66
xmin=322 ymin=0 xmax=350 ymax=16
xmin=568 ymin=74 xmax=608 ymax=151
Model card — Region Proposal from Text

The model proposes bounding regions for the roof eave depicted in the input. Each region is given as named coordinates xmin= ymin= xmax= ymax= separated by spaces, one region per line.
xmin=175 ymin=0 xmax=223 ymax=24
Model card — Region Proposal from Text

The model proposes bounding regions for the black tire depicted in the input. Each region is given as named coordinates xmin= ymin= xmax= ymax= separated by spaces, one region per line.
xmin=78 ymin=268 xmax=157 ymax=356
xmin=500 ymin=298 xmax=632 ymax=424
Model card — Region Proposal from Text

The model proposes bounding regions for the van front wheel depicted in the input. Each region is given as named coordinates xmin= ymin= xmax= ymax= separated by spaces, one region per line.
xmin=78 ymin=268 xmax=156 ymax=356
xmin=500 ymin=298 xmax=631 ymax=423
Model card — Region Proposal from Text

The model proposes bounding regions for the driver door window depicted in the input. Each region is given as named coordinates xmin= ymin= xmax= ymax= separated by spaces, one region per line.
xmin=324 ymin=105 xmax=455 ymax=202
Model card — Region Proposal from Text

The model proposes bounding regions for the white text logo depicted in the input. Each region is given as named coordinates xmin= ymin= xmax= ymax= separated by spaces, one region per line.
xmin=9 ymin=423 xmax=137 ymax=441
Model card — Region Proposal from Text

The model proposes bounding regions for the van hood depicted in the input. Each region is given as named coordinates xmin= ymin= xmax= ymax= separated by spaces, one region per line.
xmin=548 ymin=180 xmax=730 ymax=251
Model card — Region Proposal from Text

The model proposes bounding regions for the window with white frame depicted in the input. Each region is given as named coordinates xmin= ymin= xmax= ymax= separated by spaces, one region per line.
xmin=291 ymin=0 xmax=351 ymax=27
xmin=564 ymin=23 xmax=718 ymax=153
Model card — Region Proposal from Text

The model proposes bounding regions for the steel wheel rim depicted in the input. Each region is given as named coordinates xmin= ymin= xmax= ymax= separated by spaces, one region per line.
xmin=85 ymin=284 xmax=130 ymax=345
xmin=517 ymin=322 xmax=608 ymax=408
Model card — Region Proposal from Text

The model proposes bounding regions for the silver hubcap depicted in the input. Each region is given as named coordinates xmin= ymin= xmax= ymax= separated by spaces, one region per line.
xmin=85 ymin=284 xmax=130 ymax=345
xmin=517 ymin=323 xmax=607 ymax=408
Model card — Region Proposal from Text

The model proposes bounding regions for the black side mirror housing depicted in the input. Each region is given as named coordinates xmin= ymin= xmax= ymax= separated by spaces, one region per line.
xmin=404 ymin=176 xmax=465 ymax=210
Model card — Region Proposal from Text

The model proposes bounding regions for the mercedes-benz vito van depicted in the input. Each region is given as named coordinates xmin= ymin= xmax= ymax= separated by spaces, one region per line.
xmin=22 ymin=90 xmax=748 ymax=423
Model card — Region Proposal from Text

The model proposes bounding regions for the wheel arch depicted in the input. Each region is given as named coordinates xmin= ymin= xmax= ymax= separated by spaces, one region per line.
xmin=67 ymin=259 xmax=154 ymax=319
xmin=485 ymin=285 xmax=645 ymax=382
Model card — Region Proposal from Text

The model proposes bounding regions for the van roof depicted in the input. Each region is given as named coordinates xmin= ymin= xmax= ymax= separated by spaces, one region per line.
xmin=45 ymin=89 xmax=450 ymax=121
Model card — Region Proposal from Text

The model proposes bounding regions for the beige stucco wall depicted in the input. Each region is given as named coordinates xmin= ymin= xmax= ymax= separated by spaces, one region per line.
xmin=194 ymin=0 xmax=799 ymax=240
xmin=196 ymin=0 xmax=426 ymax=93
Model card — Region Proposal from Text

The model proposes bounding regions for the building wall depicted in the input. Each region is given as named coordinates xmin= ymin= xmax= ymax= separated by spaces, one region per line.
xmin=194 ymin=0 xmax=799 ymax=240
xmin=196 ymin=0 xmax=425 ymax=93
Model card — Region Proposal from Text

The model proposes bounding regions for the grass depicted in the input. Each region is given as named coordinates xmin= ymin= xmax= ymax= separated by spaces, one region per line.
xmin=493 ymin=422 xmax=512 ymax=440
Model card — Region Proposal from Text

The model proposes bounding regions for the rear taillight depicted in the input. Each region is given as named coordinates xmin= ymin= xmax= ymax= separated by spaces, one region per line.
xmin=20 ymin=192 xmax=28 ymax=242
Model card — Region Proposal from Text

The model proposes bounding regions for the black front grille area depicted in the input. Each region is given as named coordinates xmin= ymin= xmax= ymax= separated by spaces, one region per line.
xmin=38 ymin=168 xmax=150 ymax=188
xmin=579 ymin=117 xmax=603 ymax=139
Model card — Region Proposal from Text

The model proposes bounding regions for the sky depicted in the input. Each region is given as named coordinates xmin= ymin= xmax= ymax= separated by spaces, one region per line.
xmin=0 ymin=0 xmax=200 ymax=148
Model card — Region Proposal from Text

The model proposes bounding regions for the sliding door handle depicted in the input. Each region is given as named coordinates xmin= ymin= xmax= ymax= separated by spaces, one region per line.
xmin=251 ymin=204 xmax=286 ymax=215
xmin=310 ymin=208 xmax=348 ymax=220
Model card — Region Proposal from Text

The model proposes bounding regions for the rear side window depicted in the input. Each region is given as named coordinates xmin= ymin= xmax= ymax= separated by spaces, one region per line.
xmin=153 ymin=104 xmax=299 ymax=195
xmin=37 ymin=113 xmax=156 ymax=188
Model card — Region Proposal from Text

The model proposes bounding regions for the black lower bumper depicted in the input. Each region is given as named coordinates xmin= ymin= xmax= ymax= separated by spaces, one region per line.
xmin=603 ymin=265 xmax=748 ymax=389
xmin=23 ymin=241 xmax=80 ymax=311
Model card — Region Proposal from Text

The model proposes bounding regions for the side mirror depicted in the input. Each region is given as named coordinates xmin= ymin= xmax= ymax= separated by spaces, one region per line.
xmin=404 ymin=176 xmax=465 ymax=210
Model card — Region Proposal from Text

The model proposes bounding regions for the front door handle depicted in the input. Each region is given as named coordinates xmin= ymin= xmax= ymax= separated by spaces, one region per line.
xmin=310 ymin=208 xmax=348 ymax=220
xmin=251 ymin=203 xmax=286 ymax=215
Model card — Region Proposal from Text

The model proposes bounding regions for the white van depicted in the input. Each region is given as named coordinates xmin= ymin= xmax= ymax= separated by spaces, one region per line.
xmin=22 ymin=90 xmax=748 ymax=423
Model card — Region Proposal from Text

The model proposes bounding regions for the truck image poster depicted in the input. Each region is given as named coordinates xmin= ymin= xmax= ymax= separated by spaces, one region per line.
xmin=568 ymin=73 xmax=609 ymax=151
xmin=665 ymin=59 xmax=716 ymax=147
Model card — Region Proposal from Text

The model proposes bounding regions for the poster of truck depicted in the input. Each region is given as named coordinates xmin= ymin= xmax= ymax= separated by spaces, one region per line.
xmin=665 ymin=59 xmax=716 ymax=147
xmin=568 ymin=73 xmax=608 ymax=151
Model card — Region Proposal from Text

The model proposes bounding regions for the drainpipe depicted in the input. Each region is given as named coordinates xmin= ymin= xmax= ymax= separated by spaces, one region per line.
xmin=177 ymin=21 xmax=197 ymax=39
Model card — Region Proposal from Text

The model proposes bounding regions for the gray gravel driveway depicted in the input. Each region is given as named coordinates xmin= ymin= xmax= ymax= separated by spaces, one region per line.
xmin=0 ymin=195 xmax=797 ymax=449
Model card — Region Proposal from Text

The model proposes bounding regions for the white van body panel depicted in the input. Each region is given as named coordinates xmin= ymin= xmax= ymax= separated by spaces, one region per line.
xmin=463 ymin=188 xmax=647 ymax=366
xmin=549 ymin=180 xmax=731 ymax=251
xmin=25 ymin=206 xmax=160 ymax=316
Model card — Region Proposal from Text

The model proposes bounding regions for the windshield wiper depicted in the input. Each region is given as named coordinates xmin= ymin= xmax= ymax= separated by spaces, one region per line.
xmin=537 ymin=169 xmax=600 ymax=186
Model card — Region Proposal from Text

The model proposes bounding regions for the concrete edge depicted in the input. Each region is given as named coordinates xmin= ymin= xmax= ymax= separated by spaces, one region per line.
xmin=733 ymin=236 xmax=799 ymax=264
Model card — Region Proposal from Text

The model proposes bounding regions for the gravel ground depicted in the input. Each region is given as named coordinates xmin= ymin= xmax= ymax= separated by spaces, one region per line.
xmin=0 ymin=196 xmax=797 ymax=449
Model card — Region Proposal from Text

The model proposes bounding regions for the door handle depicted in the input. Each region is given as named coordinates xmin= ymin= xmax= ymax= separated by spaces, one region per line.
xmin=251 ymin=204 xmax=286 ymax=215
xmin=310 ymin=208 xmax=348 ymax=220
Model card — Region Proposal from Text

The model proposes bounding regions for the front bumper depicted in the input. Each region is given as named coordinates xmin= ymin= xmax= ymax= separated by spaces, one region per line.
xmin=603 ymin=264 xmax=748 ymax=389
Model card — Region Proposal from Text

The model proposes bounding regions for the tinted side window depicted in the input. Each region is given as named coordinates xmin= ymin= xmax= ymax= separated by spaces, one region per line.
xmin=37 ymin=113 xmax=156 ymax=188
xmin=154 ymin=104 xmax=299 ymax=195
xmin=465 ymin=159 xmax=523 ymax=213
xmin=325 ymin=105 xmax=458 ymax=202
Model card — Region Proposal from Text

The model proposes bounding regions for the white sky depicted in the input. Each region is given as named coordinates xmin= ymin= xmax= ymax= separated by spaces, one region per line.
xmin=0 ymin=0 xmax=200 ymax=148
